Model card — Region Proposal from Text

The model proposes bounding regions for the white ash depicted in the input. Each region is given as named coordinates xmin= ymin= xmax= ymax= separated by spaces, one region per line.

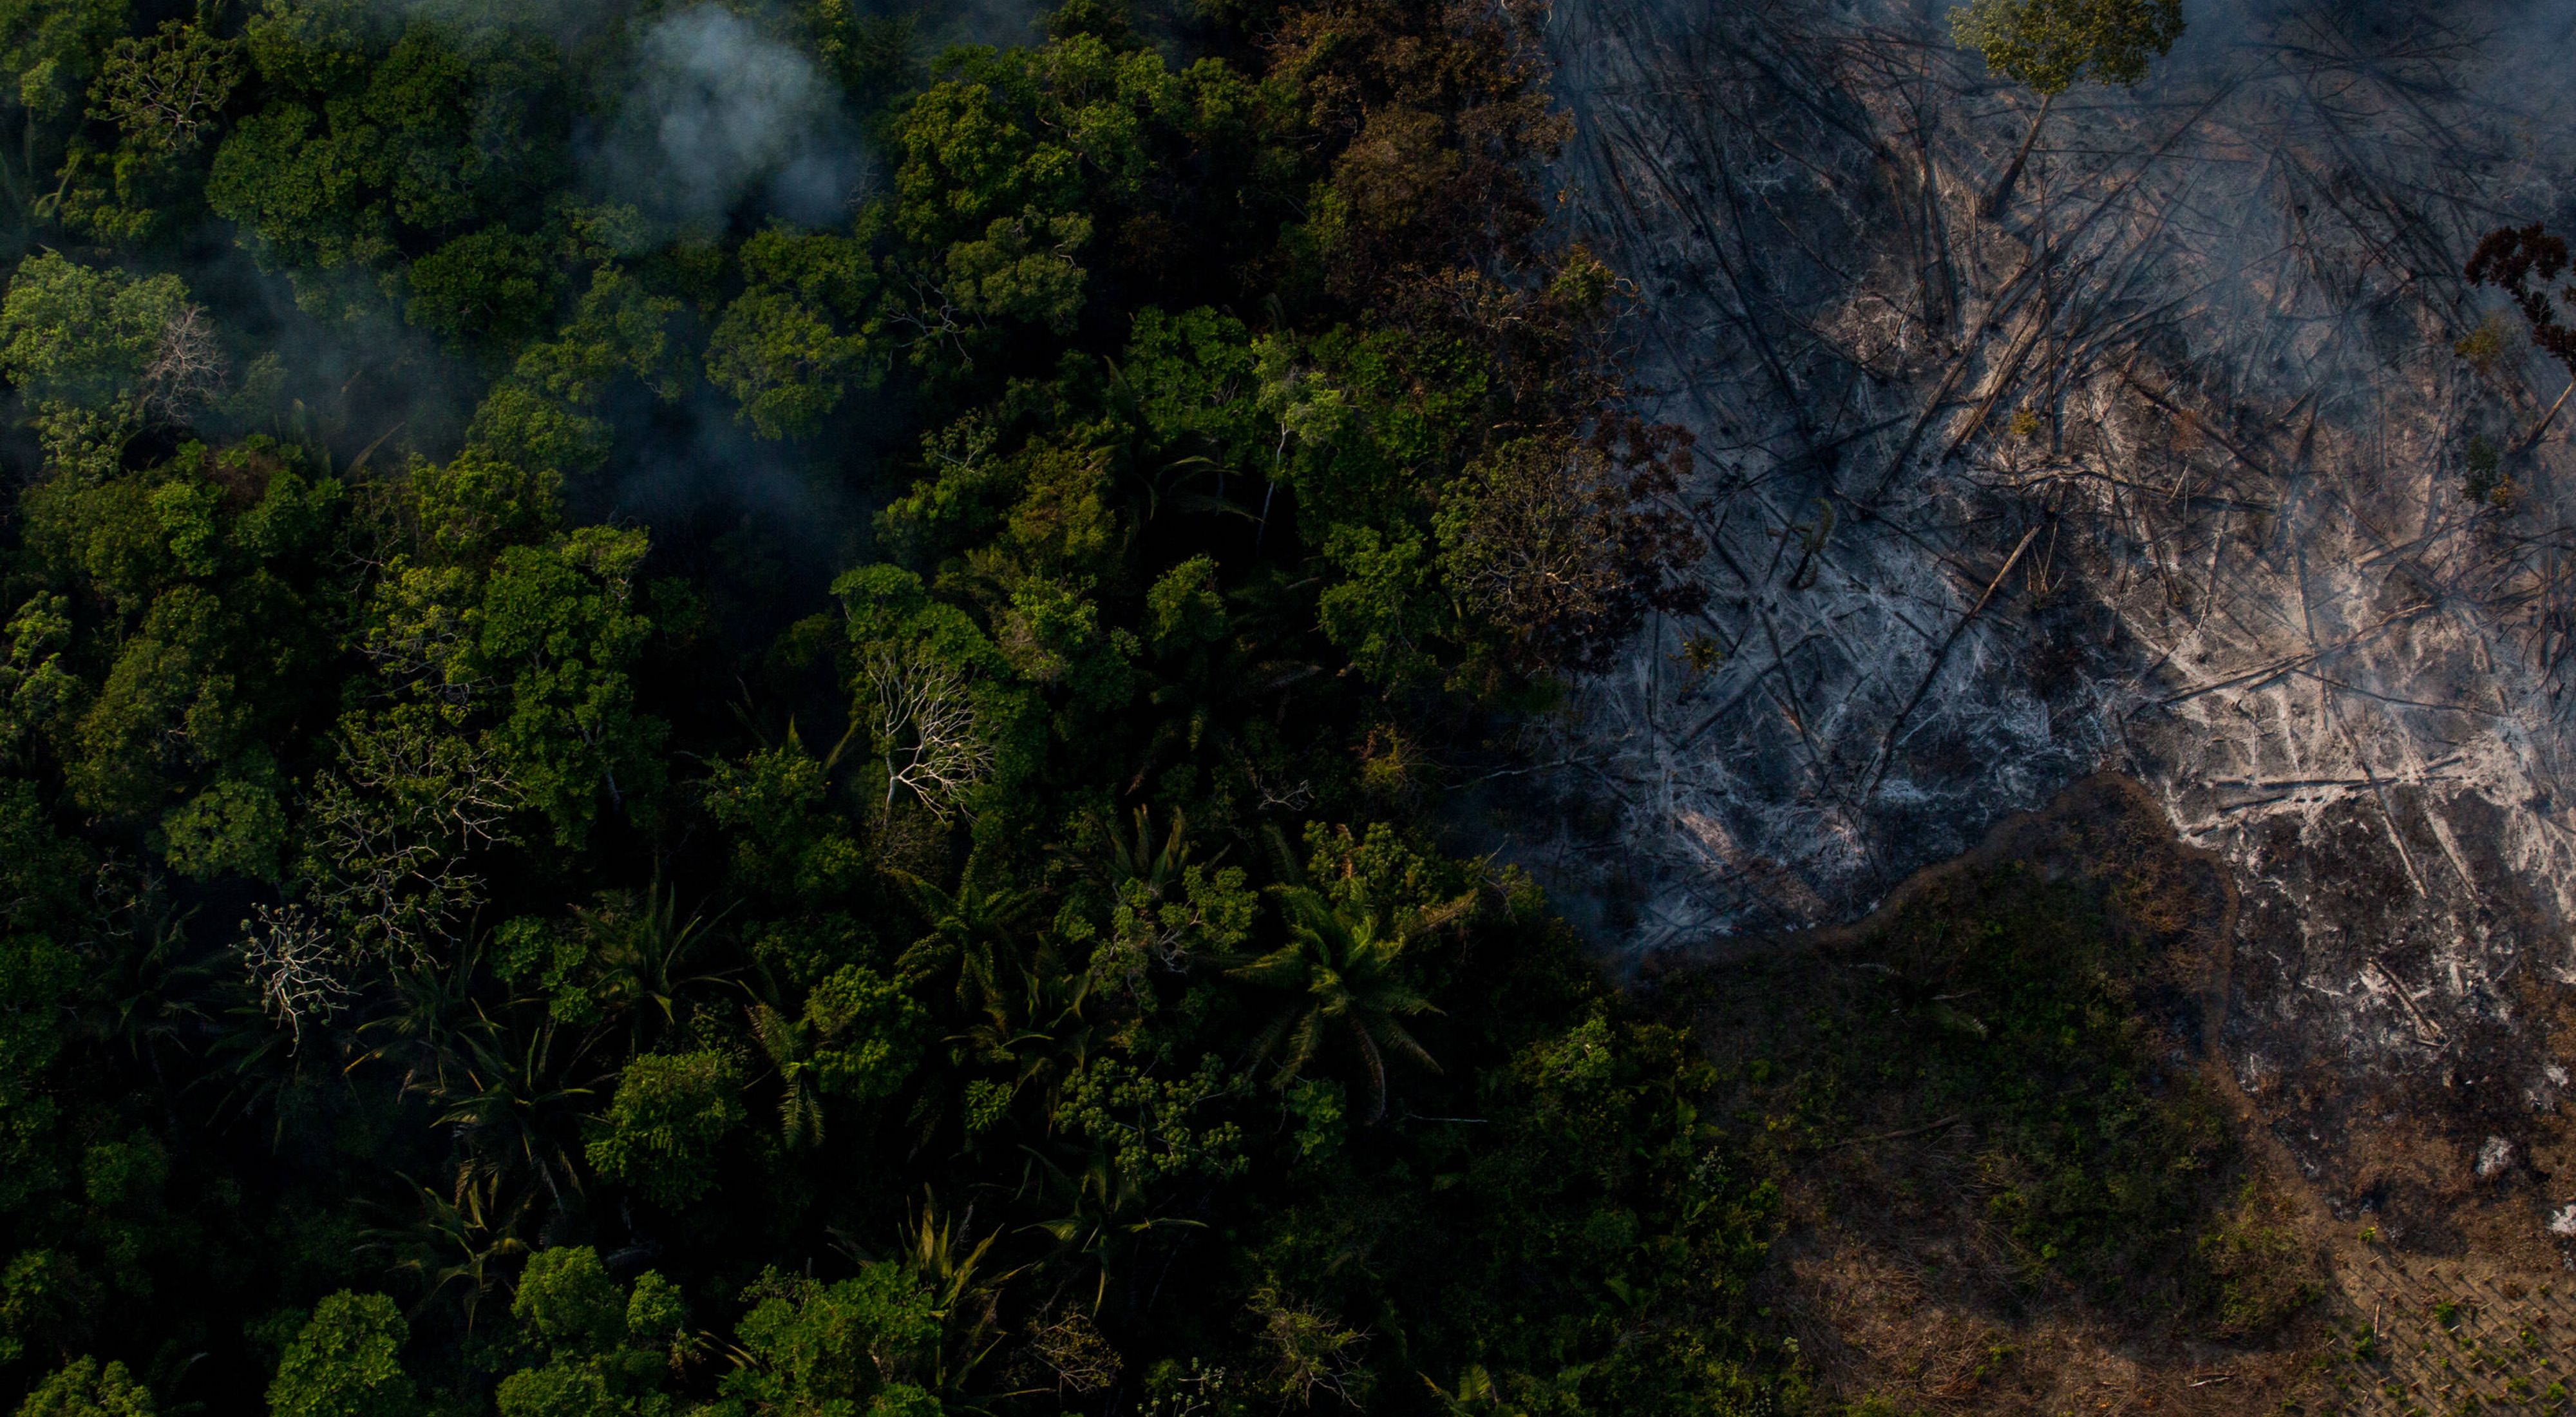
xmin=1513 ymin=0 xmax=2576 ymax=1142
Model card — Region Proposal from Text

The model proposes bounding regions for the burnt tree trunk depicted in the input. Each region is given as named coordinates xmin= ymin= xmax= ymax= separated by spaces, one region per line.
xmin=1982 ymin=92 xmax=2055 ymax=220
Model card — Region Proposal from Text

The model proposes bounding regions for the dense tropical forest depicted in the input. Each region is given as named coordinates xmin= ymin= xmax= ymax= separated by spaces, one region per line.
xmin=0 ymin=0 xmax=2307 ymax=1412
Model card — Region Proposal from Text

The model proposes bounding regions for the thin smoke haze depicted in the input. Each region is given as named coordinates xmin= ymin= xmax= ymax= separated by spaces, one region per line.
xmin=591 ymin=4 xmax=867 ymax=235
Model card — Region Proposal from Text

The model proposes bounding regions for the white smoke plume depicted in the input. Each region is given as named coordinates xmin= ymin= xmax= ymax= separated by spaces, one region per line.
xmin=590 ymin=3 xmax=867 ymax=235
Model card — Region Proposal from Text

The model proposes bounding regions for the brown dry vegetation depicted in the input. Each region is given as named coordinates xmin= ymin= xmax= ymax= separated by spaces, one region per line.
xmin=1640 ymin=775 xmax=2576 ymax=1416
xmin=1634 ymin=777 xmax=2295 ymax=1413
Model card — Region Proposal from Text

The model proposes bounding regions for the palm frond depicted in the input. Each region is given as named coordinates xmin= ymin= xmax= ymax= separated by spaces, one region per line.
xmin=1375 ymin=1014 xmax=1441 ymax=1074
xmin=1274 ymin=1008 xmax=1325 ymax=1086
xmin=1224 ymin=942 xmax=1314 ymax=987
xmin=1347 ymin=1016 xmax=1390 ymax=1120
xmin=1260 ymin=823 xmax=1307 ymax=885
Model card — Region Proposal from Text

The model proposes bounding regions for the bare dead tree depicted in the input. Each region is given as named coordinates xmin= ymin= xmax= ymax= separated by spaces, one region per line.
xmin=238 ymin=903 xmax=355 ymax=1046
xmin=141 ymin=303 xmax=225 ymax=422
xmin=1028 ymin=1308 xmax=1122 ymax=1394
xmin=867 ymin=647 xmax=992 ymax=822
xmin=1251 ymin=1287 xmax=1370 ymax=1409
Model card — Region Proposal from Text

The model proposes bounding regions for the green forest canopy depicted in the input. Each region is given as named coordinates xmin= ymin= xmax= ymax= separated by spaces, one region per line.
xmin=0 ymin=0 xmax=2266 ymax=1413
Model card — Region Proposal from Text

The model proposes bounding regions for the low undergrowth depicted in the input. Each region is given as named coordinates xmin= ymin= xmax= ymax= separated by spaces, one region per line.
xmin=1676 ymin=855 xmax=2318 ymax=1358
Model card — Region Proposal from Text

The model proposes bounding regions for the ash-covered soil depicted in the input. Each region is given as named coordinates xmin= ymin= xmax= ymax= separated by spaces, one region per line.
xmin=1511 ymin=0 xmax=2576 ymax=1275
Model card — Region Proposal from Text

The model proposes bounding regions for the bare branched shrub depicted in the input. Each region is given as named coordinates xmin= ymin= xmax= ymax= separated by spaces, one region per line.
xmin=238 ymin=903 xmax=354 ymax=1045
xmin=1138 ymin=1359 xmax=1235 ymax=1417
xmin=1028 ymin=1308 xmax=1122 ymax=1394
xmin=889 ymin=274 xmax=972 ymax=369
xmin=867 ymin=648 xmax=992 ymax=821
xmin=141 ymin=303 xmax=225 ymax=421
xmin=305 ymin=713 xmax=519 ymax=963
xmin=1250 ymin=1287 xmax=1369 ymax=1408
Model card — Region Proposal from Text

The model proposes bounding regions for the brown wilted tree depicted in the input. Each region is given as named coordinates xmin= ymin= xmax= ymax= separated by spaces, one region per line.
xmin=2467 ymin=223 xmax=2576 ymax=446
xmin=1267 ymin=0 xmax=1571 ymax=303
xmin=1436 ymin=433 xmax=1704 ymax=677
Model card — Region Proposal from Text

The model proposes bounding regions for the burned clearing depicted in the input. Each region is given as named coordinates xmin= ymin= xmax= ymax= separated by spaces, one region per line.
xmin=1500 ymin=1 xmax=2576 ymax=1400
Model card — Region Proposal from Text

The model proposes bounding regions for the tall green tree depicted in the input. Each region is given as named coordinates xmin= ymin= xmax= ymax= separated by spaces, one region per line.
xmin=1951 ymin=0 xmax=2184 ymax=215
xmin=494 ymin=1246 xmax=691 ymax=1417
xmin=13 ymin=1356 xmax=151 ymax=1417
xmin=0 ymin=251 xmax=194 ymax=472
xmin=266 ymin=1294 xmax=419 ymax=1417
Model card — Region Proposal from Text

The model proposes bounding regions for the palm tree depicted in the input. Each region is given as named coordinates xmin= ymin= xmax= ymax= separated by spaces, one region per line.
xmin=203 ymin=987 xmax=345 ymax=1148
xmin=83 ymin=903 xmax=218 ymax=1070
xmin=424 ymin=1003 xmax=599 ymax=1212
xmin=748 ymin=961 xmax=938 ymax=1151
xmin=893 ymin=873 xmax=1036 ymax=1016
xmin=1226 ymin=885 xmax=1445 ymax=1122
xmin=1098 ymin=355 xmax=1249 ymax=528
xmin=1018 ymin=1140 xmax=1203 ymax=1315
xmin=748 ymin=996 xmax=834 ymax=1152
xmin=955 ymin=940 xmax=1101 ymax=1121
xmin=353 ymin=936 xmax=484 ymax=1098
xmin=887 ymin=1195 xmax=1025 ymax=1398
xmin=361 ymin=1170 xmax=534 ymax=1333
xmin=1092 ymin=805 xmax=1192 ymax=900
xmin=572 ymin=878 xmax=735 ymax=1051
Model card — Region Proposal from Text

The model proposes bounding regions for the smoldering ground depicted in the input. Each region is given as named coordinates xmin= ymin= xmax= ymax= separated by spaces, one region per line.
xmin=1526 ymin=0 xmax=2576 ymax=1224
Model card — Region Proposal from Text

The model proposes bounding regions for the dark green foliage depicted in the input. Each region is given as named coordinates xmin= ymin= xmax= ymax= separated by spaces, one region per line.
xmin=1864 ymin=868 xmax=2231 ymax=1289
xmin=1951 ymin=0 xmax=2185 ymax=97
xmin=471 ymin=527 xmax=664 ymax=848
xmin=209 ymin=19 xmax=563 ymax=278
xmin=15 ymin=1357 xmax=153 ymax=1417
xmin=0 ymin=252 xmax=189 ymax=468
xmin=494 ymin=1247 xmax=690 ymax=1417
xmin=406 ymin=227 xmax=557 ymax=351
xmin=586 ymin=1051 xmax=745 ymax=1208
xmin=706 ymin=229 xmax=881 ymax=440
xmin=1700 ymin=859 xmax=2273 ymax=1331
xmin=267 ymin=1294 xmax=419 ymax=1417
xmin=712 ymin=1268 xmax=938 ymax=1417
